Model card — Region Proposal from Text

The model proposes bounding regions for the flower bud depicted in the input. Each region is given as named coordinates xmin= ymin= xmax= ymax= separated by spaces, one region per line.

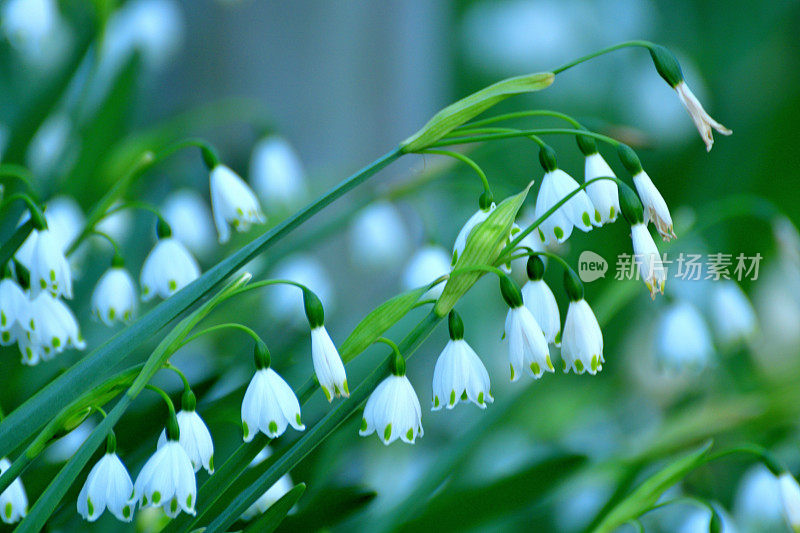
xmin=616 ymin=144 xmax=643 ymax=175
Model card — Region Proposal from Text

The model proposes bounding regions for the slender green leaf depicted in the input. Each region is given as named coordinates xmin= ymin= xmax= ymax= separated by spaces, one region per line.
xmin=277 ymin=486 xmax=377 ymax=532
xmin=242 ymin=483 xmax=306 ymax=533
xmin=592 ymin=441 xmax=713 ymax=533
xmin=400 ymin=72 xmax=554 ymax=152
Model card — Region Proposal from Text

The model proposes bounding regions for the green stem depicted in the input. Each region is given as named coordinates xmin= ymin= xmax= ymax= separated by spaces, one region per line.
xmin=419 ymin=149 xmax=492 ymax=196
xmin=432 ymin=128 xmax=622 ymax=149
xmin=551 ymin=40 xmax=654 ymax=75
xmin=165 ymin=363 xmax=192 ymax=395
xmin=226 ymin=278 xmax=311 ymax=299
xmin=177 ymin=322 xmax=263 ymax=350
xmin=455 ymin=109 xmax=584 ymax=130
xmin=145 ymin=384 xmax=177 ymax=417
xmin=0 ymin=219 xmax=34 ymax=270
xmin=89 ymin=230 xmax=121 ymax=258
xmin=2 ymin=192 xmax=46 ymax=229
xmin=0 ymin=164 xmax=37 ymax=195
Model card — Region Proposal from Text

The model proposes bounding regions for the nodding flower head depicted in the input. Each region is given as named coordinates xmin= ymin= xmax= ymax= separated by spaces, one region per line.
xmin=209 ymin=164 xmax=265 ymax=244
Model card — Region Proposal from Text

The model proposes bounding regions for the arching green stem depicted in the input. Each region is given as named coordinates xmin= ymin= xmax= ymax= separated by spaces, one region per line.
xmin=454 ymin=109 xmax=584 ymax=131
xmin=419 ymin=149 xmax=492 ymax=197
xmin=432 ymin=128 xmax=622 ymax=149
xmin=177 ymin=322 xmax=263 ymax=350
xmin=2 ymin=192 xmax=46 ymax=229
xmin=165 ymin=363 xmax=192 ymax=395
xmin=0 ymin=164 xmax=36 ymax=194
xmin=551 ymin=40 xmax=655 ymax=75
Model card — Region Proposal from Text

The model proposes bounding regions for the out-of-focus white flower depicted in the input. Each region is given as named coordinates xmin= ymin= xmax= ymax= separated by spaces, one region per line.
xmin=504 ymin=305 xmax=552 ymax=381
xmin=310 ymin=326 xmax=348 ymax=402
xmin=778 ymin=472 xmax=800 ymax=532
xmin=452 ymin=204 xmax=495 ymax=265
xmin=209 ymin=165 xmax=265 ymax=244
xmin=77 ymin=452 xmax=135 ymax=522
xmin=1 ymin=0 xmax=58 ymax=52
xmin=26 ymin=291 xmax=85 ymax=363
xmin=401 ymin=244 xmax=451 ymax=298
xmin=158 ymin=409 xmax=214 ymax=474
xmin=0 ymin=278 xmax=29 ymax=346
xmin=534 ymin=169 xmax=596 ymax=245
xmin=29 ymin=228 xmax=73 ymax=298
xmin=140 ymin=237 xmax=200 ymax=301
xmin=677 ymin=505 xmax=737 ymax=533
xmin=0 ymin=457 xmax=27 ymax=524
xmin=630 ymin=222 xmax=666 ymax=299
xmin=522 ymin=278 xmax=561 ymax=346
xmin=674 ymin=81 xmax=732 ymax=152
xmin=249 ymin=136 xmax=307 ymax=210
xmin=240 ymin=447 xmax=294 ymax=520
xmin=267 ymin=254 xmax=334 ymax=326
xmin=432 ymin=339 xmax=492 ymax=410
xmin=134 ymin=441 xmax=196 ymax=518
xmin=734 ymin=465 xmax=783 ymax=529
xmin=241 ymin=368 xmax=305 ymax=442
xmin=773 ymin=215 xmax=800 ymax=266
xmin=656 ymin=301 xmax=713 ymax=370
xmin=349 ymin=200 xmax=410 ymax=270
xmin=101 ymin=0 xmax=184 ymax=71
xmin=45 ymin=419 xmax=94 ymax=463
xmin=162 ymin=190 xmax=216 ymax=258
xmin=562 ymin=299 xmax=604 ymax=375
xmin=584 ymin=153 xmax=620 ymax=225
xmin=633 ymin=170 xmax=675 ymax=241
xmin=360 ymin=375 xmax=423 ymax=445
xmin=26 ymin=112 xmax=76 ymax=178
xmin=92 ymin=266 xmax=137 ymax=326
xmin=16 ymin=196 xmax=85 ymax=274
xmin=96 ymin=202 xmax=132 ymax=243
xmin=709 ymin=281 xmax=757 ymax=346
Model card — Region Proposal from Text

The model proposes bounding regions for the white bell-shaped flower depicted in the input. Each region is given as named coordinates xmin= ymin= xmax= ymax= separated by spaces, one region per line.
xmin=250 ymin=136 xmax=307 ymax=210
xmin=584 ymin=152 xmax=620 ymax=225
xmin=0 ymin=278 xmax=29 ymax=345
xmin=157 ymin=398 xmax=214 ymax=474
xmin=432 ymin=311 xmax=492 ymax=409
xmin=710 ymin=281 xmax=757 ymax=346
xmin=29 ymin=228 xmax=73 ymax=298
xmin=656 ymin=301 xmax=713 ymax=371
xmin=241 ymin=350 xmax=305 ymax=442
xmin=675 ymin=81 xmax=732 ymax=152
xmin=0 ymin=457 xmax=27 ymax=524
xmin=778 ymin=472 xmax=800 ymax=533
xmin=631 ymin=222 xmax=666 ymax=299
xmin=401 ymin=244 xmax=451 ymax=298
xmin=562 ymin=298 xmax=604 ymax=375
xmin=504 ymin=306 xmax=553 ymax=381
xmin=77 ymin=448 xmax=135 ymax=522
xmin=162 ymin=189 xmax=216 ymax=258
xmin=92 ymin=265 xmax=137 ymax=326
xmin=240 ymin=447 xmax=294 ymax=520
xmin=360 ymin=373 xmax=423 ymax=445
xmin=140 ymin=237 xmax=200 ymax=301
xmin=452 ymin=203 xmax=495 ymax=264
xmin=1 ymin=0 xmax=58 ymax=53
xmin=522 ymin=280 xmax=561 ymax=346
xmin=310 ymin=326 xmax=348 ymax=402
xmin=734 ymin=465 xmax=783 ymax=529
xmin=349 ymin=200 xmax=410 ymax=270
xmin=209 ymin=164 xmax=265 ymax=244
xmin=134 ymin=440 xmax=196 ymax=518
xmin=633 ymin=170 xmax=675 ymax=241
xmin=27 ymin=291 xmax=85 ymax=362
xmin=534 ymin=169 xmax=596 ymax=245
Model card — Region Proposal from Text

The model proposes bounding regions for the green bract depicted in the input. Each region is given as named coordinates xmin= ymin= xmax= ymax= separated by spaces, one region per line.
xmin=400 ymin=72 xmax=554 ymax=153
xmin=435 ymin=183 xmax=532 ymax=317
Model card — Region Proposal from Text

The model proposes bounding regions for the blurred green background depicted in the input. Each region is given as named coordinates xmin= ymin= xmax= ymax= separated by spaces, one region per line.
xmin=1 ymin=0 xmax=799 ymax=531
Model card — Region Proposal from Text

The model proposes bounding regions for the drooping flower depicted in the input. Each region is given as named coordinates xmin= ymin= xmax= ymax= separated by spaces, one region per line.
xmin=561 ymin=270 xmax=604 ymax=374
xmin=209 ymin=164 xmax=265 ymax=244
xmin=157 ymin=394 xmax=214 ymax=474
xmin=709 ymin=280 xmax=757 ymax=346
xmin=29 ymin=228 xmax=73 ymax=298
xmin=140 ymin=233 xmax=200 ymax=301
xmin=656 ymin=301 xmax=713 ymax=370
xmin=401 ymin=244 xmax=451 ymax=299
xmin=534 ymin=168 xmax=596 ymax=245
xmin=249 ymin=136 xmax=307 ymax=210
xmin=452 ymin=201 xmax=495 ymax=264
xmin=633 ymin=170 xmax=675 ymax=241
xmin=432 ymin=310 xmax=492 ymax=410
xmin=734 ymin=465 xmax=783 ymax=529
xmin=77 ymin=435 xmax=135 ymax=522
xmin=241 ymin=343 xmax=305 ymax=442
xmin=778 ymin=472 xmax=800 ymax=532
xmin=310 ymin=327 xmax=348 ymax=402
xmin=0 ymin=278 xmax=29 ymax=346
xmin=349 ymin=200 xmax=410 ymax=270
xmin=674 ymin=81 xmax=732 ymax=152
xmin=500 ymin=275 xmax=553 ymax=381
xmin=91 ymin=264 xmax=137 ymax=326
xmin=521 ymin=256 xmax=561 ymax=346
xmin=360 ymin=348 xmax=422 ymax=445
xmin=240 ymin=447 xmax=294 ymax=520
xmin=1 ymin=0 xmax=59 ymax=54
xmin=583 ymin=151 xmax=619 ymax=225
xmin=134 ymin=440 xmax=196 ymax=518
xmin=26 ymin=291 xmax=85 ymax=363
xmin=162 ymin=189 xmax=216 ymax=258
xmin=0 ymin=458 xmax=27 ymax=524
xmin=630 ymin=222 xmax=667 ymax=299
